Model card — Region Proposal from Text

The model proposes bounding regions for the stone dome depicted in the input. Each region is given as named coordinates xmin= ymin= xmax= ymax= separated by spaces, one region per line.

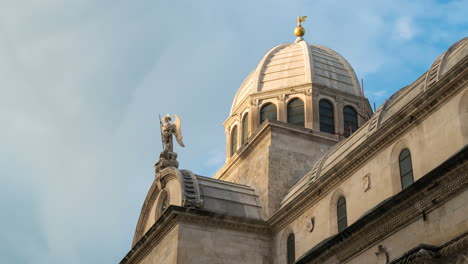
xmin=230 ymin=40 xmax=361 ymax=114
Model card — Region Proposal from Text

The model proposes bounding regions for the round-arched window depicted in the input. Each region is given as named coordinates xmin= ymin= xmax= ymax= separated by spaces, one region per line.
xmin=399 ymin=149 xmax=414 ymax=190
xmin=319 ymin=100 xmax=335 ymax=134
xmin=230 ymin=125 xmax=238 ymax=156
xmin=260 ymin=103 xmax=277 ymax=124
xmin=242 ymin=113 xmax=249 ymax=144
xmin=287 ymin=233 xmax=295 ymax=264
xmin=343 ymin=106 xmax=358 ymax=137
xmin=287 ymin=98 xmax=305 ymax=127
xmin=337 ymin=196 xmax=347 ymax=232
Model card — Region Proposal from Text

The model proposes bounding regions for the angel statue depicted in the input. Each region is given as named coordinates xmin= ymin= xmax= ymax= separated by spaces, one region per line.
xmin=160 ymin=114 xmax=185 ymax=154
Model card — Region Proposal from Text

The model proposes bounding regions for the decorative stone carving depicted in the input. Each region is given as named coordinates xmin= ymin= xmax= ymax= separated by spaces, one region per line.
xmin=304 ymin=89 xmax=312 ymax=96
xmin=312 ymin=89 xmax=319 ymax=97
xmin=155 ymin=114 xmax=185 ymax=173
xmin=250 ymin=99 xmax=259 ymax=107
xmin=336 ymin=96 xmax=344 ymax=105
xmin=375 ymin=245 xmax=389 ymax=264
xmin=277 ymin=94 xmax=286 ymax=101
xmin=362 ymin=173 xmax=371 ymax=192
xmin=308 ymin=217 xmax=315 ymax=232
xmin=155 ymin=152 xmax=179 ymax=174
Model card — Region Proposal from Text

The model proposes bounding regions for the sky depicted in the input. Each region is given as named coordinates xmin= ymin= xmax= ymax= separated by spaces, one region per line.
xmin=0 ymin=0 xmax=467 ymax=263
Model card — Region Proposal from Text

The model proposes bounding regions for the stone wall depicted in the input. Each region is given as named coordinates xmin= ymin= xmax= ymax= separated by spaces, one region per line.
xmin=138 ymin=226 xmax=179 ymax=264
xmin=177 ymin=222 xmax=271 ymax=264
xmin=272 ymin=83 xmax=467 ymax=263
xmin=217 ymin=121 xmax=336 ymax=218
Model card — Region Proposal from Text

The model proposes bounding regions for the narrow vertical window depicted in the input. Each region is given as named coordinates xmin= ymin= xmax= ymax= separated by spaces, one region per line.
xmin=337 ymin=196 xmax=347 ymax=232
xmin=399 ymin=149 xmax=414 ymax=190
xmin=287 ymin=98 xmax=305 ymax=127
xmin=230 ymin=126 xmax=238 ymax=156
xmin=319 ymin=100 xmax=335 ymax=134
xmin=343 ymin=106 xmax=358 ymax=137
xmin=242 ymin=113 xmax=249 ymax=144
xmin=260 ymin=103 xmax=277 ymax=124
xmin=287 ymin=233 xmax=295 ymax=264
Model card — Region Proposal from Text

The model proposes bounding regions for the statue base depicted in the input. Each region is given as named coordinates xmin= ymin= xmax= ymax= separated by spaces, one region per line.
xmin=155 ymin=151 xmax=179 ymax=174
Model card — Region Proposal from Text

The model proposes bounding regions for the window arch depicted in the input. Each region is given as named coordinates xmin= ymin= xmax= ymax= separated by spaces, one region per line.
xmin=230 ymin=125 xmax=238 ymax=156
xmin=343 ymin=106 xmax=358 ymax=137
xmin=337 ymin=196 xmax=347 ymax=232
xmin=242 ymin=113 xmax=249 ymax=144
xmin=287 ymin=233 xmax=295 ymax=264
xmin=260 ymin=103 xmax=277 ymax=124
xmin=319 ymin=100 xmax=335 ymax=134
xmin=399 ymin=149 xmax=414 ymax=190
xmin=287 ymin=98 xmax=305 ymax=127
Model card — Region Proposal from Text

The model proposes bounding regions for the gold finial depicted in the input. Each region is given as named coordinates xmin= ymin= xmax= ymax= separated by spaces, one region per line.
xmin=294 ymin=16 xmax=307 ymax=37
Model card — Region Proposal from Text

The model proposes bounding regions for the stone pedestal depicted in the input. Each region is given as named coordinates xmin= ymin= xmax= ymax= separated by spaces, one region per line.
xmin=155 ymin=151 xmax=179 ymax=174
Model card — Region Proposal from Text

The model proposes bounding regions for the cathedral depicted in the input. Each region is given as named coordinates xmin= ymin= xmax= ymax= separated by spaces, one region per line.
xmin=120 ymin=18 xmax=468 ymax=263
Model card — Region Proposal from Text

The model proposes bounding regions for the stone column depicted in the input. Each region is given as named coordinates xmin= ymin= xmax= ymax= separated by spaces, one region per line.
xmin=250 ymin=99 xmax=259 ymax=132
xmin=277 ymin=94 xmax=287 ymax=122
xmin=225 ymin=127 xmax=230 ymax=161
xmin=336 ymin=96 xmax=344 ymax=134
xmin=312 ymin=89 xmax=320 ymax=130
xmin=304 ymin=89 xmax=313 ymax=129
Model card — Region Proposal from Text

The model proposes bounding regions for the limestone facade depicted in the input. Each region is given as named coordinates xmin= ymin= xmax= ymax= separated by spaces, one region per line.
xmin=121 ymin=37 xmax=468 ymax=264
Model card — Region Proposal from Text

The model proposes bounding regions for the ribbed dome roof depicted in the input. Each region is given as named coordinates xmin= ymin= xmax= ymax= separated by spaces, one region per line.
xmin=230 ymin=40 xmax=361 ymax=114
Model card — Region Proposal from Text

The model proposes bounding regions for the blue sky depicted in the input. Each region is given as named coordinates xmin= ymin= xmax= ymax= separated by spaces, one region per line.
xmin=0 ymin=0 xmax=467 ymax=263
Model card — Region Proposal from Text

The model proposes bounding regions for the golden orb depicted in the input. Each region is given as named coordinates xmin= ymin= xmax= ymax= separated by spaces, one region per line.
xmin=294 ymin=26 xmax=305 ymax=37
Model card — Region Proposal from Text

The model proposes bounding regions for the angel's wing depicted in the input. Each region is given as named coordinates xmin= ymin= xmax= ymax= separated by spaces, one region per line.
xmin=173 ymin=115 xmax=185 ymax=147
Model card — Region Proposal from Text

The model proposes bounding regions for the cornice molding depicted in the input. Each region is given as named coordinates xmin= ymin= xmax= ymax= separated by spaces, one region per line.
xmin=296 ymin=148 xmax=468 ymax=263
xmin=121 ymin=206 xmax=270 ymax=264
xmin=215 ymin=120 xmax=338 ymax=180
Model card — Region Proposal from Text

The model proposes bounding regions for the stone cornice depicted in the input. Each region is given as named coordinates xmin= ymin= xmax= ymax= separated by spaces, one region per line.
xmin=389 ymin=232 xmax=468 ymax=263
xmin=269 ymin=55 xmax=468 ymax=231
xmin=215 ymin=120 xmax=338 ymax=180
xmin=120 ymin=206 xmax=270 ymax=264
xmin=295 ymin=146 xmax=468 ymax=263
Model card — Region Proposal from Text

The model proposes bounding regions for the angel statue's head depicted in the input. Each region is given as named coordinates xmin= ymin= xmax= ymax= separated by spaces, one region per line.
xmin=163 ymin=114 xmax=171 ymax=122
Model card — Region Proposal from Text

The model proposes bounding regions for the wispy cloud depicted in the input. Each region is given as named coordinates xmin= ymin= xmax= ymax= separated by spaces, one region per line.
xmin=394 ymin=16 xmax=417 ymax=40
xmin=0 ymin=0 xmax=466 ymax=263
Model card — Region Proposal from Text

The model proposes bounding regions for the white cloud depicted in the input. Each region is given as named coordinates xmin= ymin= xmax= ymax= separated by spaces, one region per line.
xmin=0 ymin=0 xmax=466 ymax=263
xmin=394 ymin=16 xmax=417 ymax=40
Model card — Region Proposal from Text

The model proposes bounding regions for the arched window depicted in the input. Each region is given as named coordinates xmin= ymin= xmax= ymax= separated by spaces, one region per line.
xmin=319 ymin=100 xmax=335 ymax=134
xmin=260 ymin=103 xmax=277 ymax=124
xmin=242 ymin=113 xmax=249 ymax=144
xmin=343 ymin=106 xmax=358 ymax=137
xmin=230 ymin=126 xmax=238 ymax=156
xmin=337 ymin=196 xmax=347 ymax=232
xmin=399 ymin=149 xmax=414 ymax=190
xmin=287 ymin=233 xmax=295 ymax=264
xmin=287 ymin=98 xmax=305 ymax=127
